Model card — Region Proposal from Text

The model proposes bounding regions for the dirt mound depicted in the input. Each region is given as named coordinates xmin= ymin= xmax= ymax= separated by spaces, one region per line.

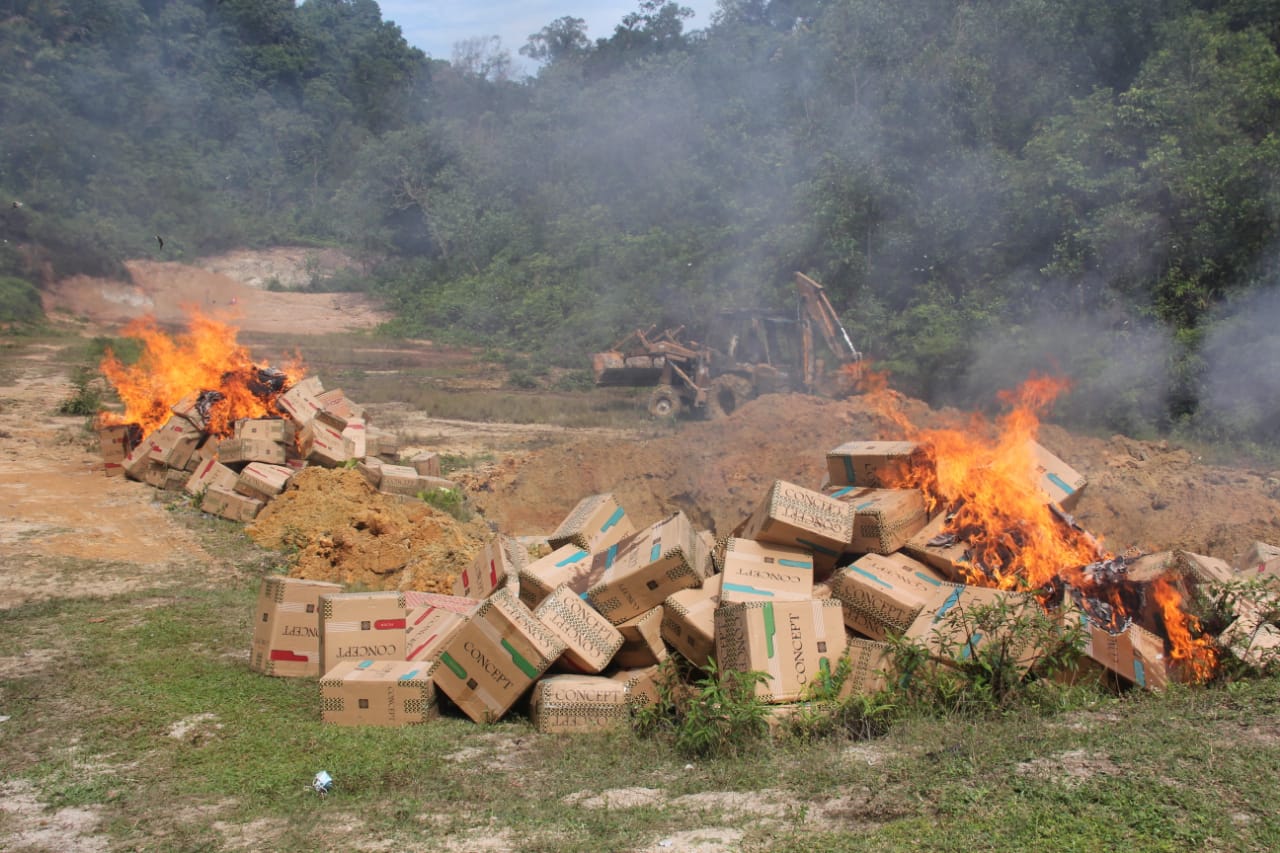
xmin=463 ymin=392 xmax=1280 ymax=564
xmin=247 ymin=468 xmax=492 ymax=592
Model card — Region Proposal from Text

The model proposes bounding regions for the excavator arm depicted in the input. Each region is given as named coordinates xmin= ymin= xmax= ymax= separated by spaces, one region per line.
xmin=794 ymin=272 xmax=862 ymax=392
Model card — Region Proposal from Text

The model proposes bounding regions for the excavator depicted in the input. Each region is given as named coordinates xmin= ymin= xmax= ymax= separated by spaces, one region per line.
xmin=592 ymin=273 xmax=863 ymax=418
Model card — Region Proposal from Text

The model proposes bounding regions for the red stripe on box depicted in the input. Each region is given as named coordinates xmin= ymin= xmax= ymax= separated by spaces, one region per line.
xmin=374 ymin=618 xmax=406 ymax=630
xmin=269 ymin=649 xmax=309 ymax=662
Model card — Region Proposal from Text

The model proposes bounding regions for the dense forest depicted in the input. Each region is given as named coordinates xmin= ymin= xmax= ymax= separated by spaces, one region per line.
xmin=1 ymin=0 xmax=1278 ymax=445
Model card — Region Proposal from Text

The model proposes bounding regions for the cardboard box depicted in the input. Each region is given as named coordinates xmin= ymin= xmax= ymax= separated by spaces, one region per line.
xmin=367 ymin=425 xmax=399 ymax=459
xmin=201 ymin=484 xmax=264 ymax=522
xmin=1059 ymin=589 xmax=1169 ymax=689
xmin=518 ymin=544 xmax=598 ymax=610
xmin=1029 ymin=440 xmax=1086 ymax=511
xmin=97 ymin=423 xmax=140 ymax=477
xmin=234 ymin=462 xmax=294 ymax=503
xmin=277 ymin=376 xmax=324 ymax=426
xmin=455 ymin=534 xmax=527 ymax=600
xmin=661 ymin=575 xmax=723 ymax=667
xmin=144 ymin=416 xmax=203 ymax=470
xmin=357 ymin=457 xmax=383 ymax=489
xmin=320 ymin=659 xmax=438 ymax=726
xmin=548 ymin=493 xmax=636 ymax=553
xmin=830 ymin=487 xmax=929 ymax=555
xmin=829 ymin=554 xmax=952 ymax=640
xmin=1236 ymin=541 xmax=1280 ymax=580
xmin=1221 ymin=615 xmax=1280 ymax=669
xmin=249 ymin=576 xmax=343 ymax=677
xmin=216 ymin=437 xmax=286 ymax=468
xmin=839 ymin=636 xmax=894 ymax=698
xmin=236 ymin=417 xmax=296 ymax=445
xmin=434 ymin=589 xmax=567 ymax=723
xmin=714 ymin=598 xmax=846 ymax=703
xmin=144 ymin=464 xmax=187 ymax=491
xmin=904 ymin=584 xmax=1037 ymax=672
xmin=342 ymin=418 xmax=367 ymax=459
xmin=719 ymin=538 xmax=814 ymax=604
xmin=169 ymin=392 xmax=212 ymax=430
xmin=609 ymin=664 xmax=665 ymax=710
xmin=614 ymin=606 xmax=668 ymax=668
xmin=825 ymin=440 xmax=925 ymax=488
xmin=377 ymin=464 xmax=422 ymax=497
xmin=404 ymin=592 xmax=476 ymax=663
xmin=902 ymin=513 xmax=973 ymax=582
xmin=529 ymin=674 xmax=630 ymax=734
xmin=319 ymin=591 xmax=408 ymax=674
xmin=316 ymin=387 xmax=365 ymax=421
xmin=738 ymin=480 xmax=854 ymax=572
xmin=410 ymin=452 xmax=442 ymax=478
xmin=535 ymin=585 xmax=624 ymax=674
xmin=300 ymin=421 xmax=352 ymax=468
xmin=586 ymin=512 xmax=703 ymax=624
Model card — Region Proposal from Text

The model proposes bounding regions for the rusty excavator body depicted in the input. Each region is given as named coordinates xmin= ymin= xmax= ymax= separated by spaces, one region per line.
xmin=592 ymin=272 xmax=863 ymax=418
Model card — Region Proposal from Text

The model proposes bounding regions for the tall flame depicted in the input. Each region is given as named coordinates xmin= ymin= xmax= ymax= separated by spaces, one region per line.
xmin=97 ymin=310 xmax=306 ymax=437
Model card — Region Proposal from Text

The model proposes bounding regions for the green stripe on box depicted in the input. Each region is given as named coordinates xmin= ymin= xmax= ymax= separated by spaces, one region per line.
xmin=501 ymin=638 xmax=539 ymax=679
xmin=440 ymin=652 xmax=467 ymax=679
xmin=763 ymin=603 xmax=776 ymax=659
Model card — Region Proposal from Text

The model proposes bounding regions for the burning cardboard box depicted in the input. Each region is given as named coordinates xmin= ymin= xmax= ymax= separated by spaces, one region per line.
xmin=404 ymin=591 xmax=477 ymax=663
xmin=825 ymin=440 xmax=925 ymax=489
xmin=614 ymin=606 xmax=668 ymax=668
xmin=1058 ymin=587 xmax=1169 ymax=689
xmin=1029 ymin=440 xmax=1086 ymax=511
xmin=738 ymin=480 xmax=854 ymax=572
xmin=455 ymin=534 xmax=527 ymax=601
xmin=715 ymin=599 xmax=846 ymax=704
xmin=718 ymin=538 xmax=814 ymax=604
xmin=902 ymin=513 xmax=973 ymax=582
xmin=318 ymin=591 xmax=407 ymax=674
xmin=535 ymin=585 xmax=625 ymax=674
xmin=234 ymin=462 xmax=294 ymax=503
xmin=830 ymin=486 xmax=930 ymax=555
xmin=829 ymin=554 xmax=952 ymax=641
xmin=548 ymin=493 xmax=636 ymax=553
xmin=661 ymin=575 xmax=723 ymax=668
xmin=201 ymin=485 xmax=264 ymax=522
xmin=320 ymin=659 xmax=438 ymax=726
xmin=434 ymin=589 xmax=567 ymax=723
xmin=586 ymin=512 xmax=703 ymax=624
xmin=518 ymin=545 xmax=598 ymax=610
xmin=529 ymin=674 xmax=630 ymax=734
xmin=249 ymin=576 xmax=343 ymax=677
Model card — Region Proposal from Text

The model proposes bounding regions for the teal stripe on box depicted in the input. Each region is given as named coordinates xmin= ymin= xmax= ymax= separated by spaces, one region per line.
xmin=601 ymin=507 xmax=625 ymax=532
xmin=933 ymin=587 xmax=963 ymax=622
xmin=1047 ymin=473 xmax=1074 ymax=495
xmin=650 ymin=542 xmax=662 ymax=562
xmin=605 ymin=544 xmax=618 ymax=568
xmin=796 ymin=538 xmax=839 ymax=557
xmin=843 ymin=457 xmax=856 ymax=484
xmin=723 ymin=582 xmax=775 ymax=597
xmin=556 ymin=550 xmax=588 ymax=567
xmin=851 ymin=565 xmax=893 ymax=589
xmin=778 ymin=559 xmax=813 ymax=570
xmin=830 ymin=486 xmax=855 ymax=498
xmin=915 ymin=572 xmax=943 ymax=586
xmin=1133 ymin=660 xmax=1146 ymax=687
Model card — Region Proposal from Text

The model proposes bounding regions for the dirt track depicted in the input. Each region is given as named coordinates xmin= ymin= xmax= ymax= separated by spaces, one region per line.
xmin=6 ymin=252 xmax=1280 ymax=613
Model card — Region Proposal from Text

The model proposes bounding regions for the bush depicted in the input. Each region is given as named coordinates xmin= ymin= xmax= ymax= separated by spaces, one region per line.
xmin=417 ymin=486 xmax=472 ymax=521
xmin=634 ymin=657 xmax=770 ymax=758
xmin=57 ymin=365 xmax=102 ymax=416
xmin=0 ymin=276 xmax=43 ymax=324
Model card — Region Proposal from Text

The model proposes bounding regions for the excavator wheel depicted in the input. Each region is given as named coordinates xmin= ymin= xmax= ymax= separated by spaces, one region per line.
xmin=647 ymin=385 xmax=683 ymax=418
xmin=708 ymin=375 xmax=754 ymax=419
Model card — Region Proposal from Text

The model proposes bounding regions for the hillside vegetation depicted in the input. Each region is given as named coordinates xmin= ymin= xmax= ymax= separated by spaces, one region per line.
xmin=2 ymin=0 xmax=1278 ymax=446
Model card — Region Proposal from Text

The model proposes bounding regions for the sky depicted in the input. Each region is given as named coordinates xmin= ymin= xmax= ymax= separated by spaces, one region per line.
xmin=377 ymin=1 xmax=720 ymax=67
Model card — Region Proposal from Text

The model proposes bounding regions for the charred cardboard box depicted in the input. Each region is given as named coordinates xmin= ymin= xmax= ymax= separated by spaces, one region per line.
xmin=249 ymin=576 xmax=343 ymax=677
xmin=234 ymin=462 xmax=294 ymax=503
xmin=1029 ymin=440 xmax=1087 ymax=512
xmin=829 ymin=554 xmax=952 ymax=641
xmin=715 ymin=598 xmax=846 ymax=704
xmin=518 ymin=545 xmax=597 ymax=610
xmin=201 ymin=485 xmax=264 ymax=522
xmin=404 ymin=591 xmax=477 ymax=663
xmin=455 ymin=534 xmax=527 ymax=600
xmin=216 ymin=437 xmax=286 ymax=468
xmin=434 ymin=589 xmax=567 ymax=723
xmin=548 ymin=493 xmax=636 ymax=554
xmin=586 ymin=512 xmax=703 ymax=625
xmin=903 ymin=584 xmax=1038 ymax=674
xmin=661 ymin=575 xmax=723 ymax=668
xmin=535 ymin=585 xmax=625 ymax=674
xmin=318 ymin=591 xmax=407 ymax=674
xmin=529 ymin=674 xmax=630 ymax=734
xmin=718 ymin=537 xmax=814 ymax=604
xmin=829 ymin=486 xmax=930 ymax=555
xmin=825 ymin=440 xmax=925 ymax=489
xmin=609 ymin=664 xmax=665 ymax=710
xmin=277 ymin=376 xmax=324 ymax=426
xmin=1123 ymin=550 xmax=1235 ymax=634
xmin=1057 ymin=587 xmax=1169 ymax=690
xmin=236 ymin=417 xmax=296 ymax=445
xmin=738 ymin=480 xmax=853 ymax=573
xmin=614 ymin=606 xmax=668 ymax=668
xmin=902 ymin=513 xmax=973 ymax=582
xmin=320 ymin=659 xmax=438 ymax=726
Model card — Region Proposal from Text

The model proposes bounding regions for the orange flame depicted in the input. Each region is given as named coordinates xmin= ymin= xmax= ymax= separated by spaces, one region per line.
xmin=97 ymin=309 xmax=306 ymax=437
xmin=1152 ymin=577 xmax=1218 ymax=683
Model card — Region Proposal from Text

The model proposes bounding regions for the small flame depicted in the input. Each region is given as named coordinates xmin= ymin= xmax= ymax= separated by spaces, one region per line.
xmin=1152 ymin=576 xmax=1218 ymax=683
xmin=96 ymin=309 xmax=305 ymax=436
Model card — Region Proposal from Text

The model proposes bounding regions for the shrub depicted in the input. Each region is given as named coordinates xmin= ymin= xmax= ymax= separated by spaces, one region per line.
xmin=418 ymin=486 xmax=472 ymax=521
xmin=634 ymin=657 xmax=770 ymax=758
xmin=57 ymin=366 xmax=103 ymax=416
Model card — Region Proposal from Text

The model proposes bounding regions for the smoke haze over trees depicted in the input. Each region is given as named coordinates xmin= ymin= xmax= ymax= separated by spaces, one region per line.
xmin=1 ymin=0 xmax=1278 ymax=446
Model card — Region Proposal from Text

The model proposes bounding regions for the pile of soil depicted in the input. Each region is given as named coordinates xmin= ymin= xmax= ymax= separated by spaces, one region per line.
xmin=463 ymin=392 xmax=1280 ymax=565
xmin=247 ymin=468 xmax=492 ymax=592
